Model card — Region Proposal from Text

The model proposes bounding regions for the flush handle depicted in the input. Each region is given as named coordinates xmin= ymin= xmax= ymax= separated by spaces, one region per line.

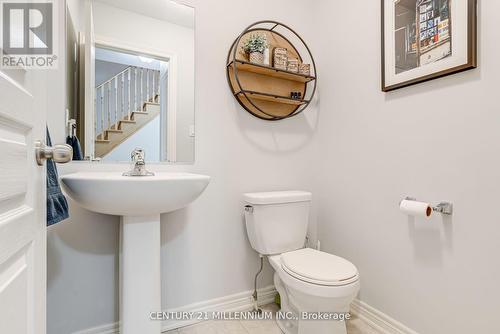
xmin=35 ymin=140 xmax=73 ymax=166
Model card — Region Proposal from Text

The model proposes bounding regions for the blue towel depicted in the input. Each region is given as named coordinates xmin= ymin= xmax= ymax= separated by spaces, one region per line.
xmin=47 ymin=127 xmax=69 ymax=226
xmin=66 ymin=135 xmax=83 ymax=160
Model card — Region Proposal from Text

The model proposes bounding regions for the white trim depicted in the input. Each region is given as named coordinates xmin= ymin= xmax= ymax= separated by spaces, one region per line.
xmin=162 ymin=285 xmax=276 ymax=331
xmin=72 ymin=322 xmax=119 ymax=334
xmin=165 ymin=56 xmax=177 ymax=163
xmin=72 ymin=285 xmax=277 ymax=334
xmin=159 ymin=65 xmax=169 ymax=161
xmin=350 ymin=299 xmax=419 ymax=334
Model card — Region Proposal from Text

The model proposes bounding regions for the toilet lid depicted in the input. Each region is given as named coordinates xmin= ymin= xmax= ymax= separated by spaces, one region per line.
xmin=281 ymin=248 xmax=358 ymax=286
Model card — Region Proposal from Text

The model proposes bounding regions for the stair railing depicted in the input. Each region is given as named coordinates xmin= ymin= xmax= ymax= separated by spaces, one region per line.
xmin=95 ymin=66 xmax=160 ymax=141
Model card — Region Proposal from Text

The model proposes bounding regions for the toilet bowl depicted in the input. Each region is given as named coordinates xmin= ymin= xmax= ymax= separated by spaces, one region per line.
xmin=269 ymin=248 xmax=359 ymax=334
xmin=243 ymin=191 xmax=360 ymax=334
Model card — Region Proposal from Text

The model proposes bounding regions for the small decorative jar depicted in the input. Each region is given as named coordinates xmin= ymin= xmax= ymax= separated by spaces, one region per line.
xmin=273 ymin=47 xmax=288 ymax=70
xmin=299 ymin=63 xmax=311 ymax=76
xmin=287 ymin=58 xmax=299 ymax=73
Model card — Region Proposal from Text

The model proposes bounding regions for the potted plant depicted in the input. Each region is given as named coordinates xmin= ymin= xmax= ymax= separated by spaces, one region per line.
xmin=242 ymin=34 xmax=268 ymax=65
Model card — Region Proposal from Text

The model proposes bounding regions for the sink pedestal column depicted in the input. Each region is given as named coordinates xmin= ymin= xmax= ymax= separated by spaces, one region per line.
xmin=120 ymin=215 xmax=161 ymax=334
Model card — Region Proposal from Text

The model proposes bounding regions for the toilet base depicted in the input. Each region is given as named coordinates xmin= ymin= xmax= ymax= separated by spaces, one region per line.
xmin=271 ymin=256 xmax=358 ymax=334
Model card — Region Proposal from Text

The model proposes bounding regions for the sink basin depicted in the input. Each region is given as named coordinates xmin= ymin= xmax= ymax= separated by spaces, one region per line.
xmin=60 ymin=171 xmax=210 ymax=334
xmin=60 ymin=172 xmax=210 ymax=216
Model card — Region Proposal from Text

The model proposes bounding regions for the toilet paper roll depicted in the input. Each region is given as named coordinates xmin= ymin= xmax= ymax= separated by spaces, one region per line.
xmin=399 ymin=200 xmax=432 ymax=218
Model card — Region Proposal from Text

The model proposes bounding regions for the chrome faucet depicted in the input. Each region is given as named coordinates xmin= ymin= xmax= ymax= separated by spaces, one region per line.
xmin=123 ymin=148 xmax=155 ymax=176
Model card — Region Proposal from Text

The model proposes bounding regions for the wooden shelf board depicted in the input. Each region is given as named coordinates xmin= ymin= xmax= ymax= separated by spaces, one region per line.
xmin=236 ymin=90 xmax=308 ymax=106
xmin=228 ymin=60 xmax=315 ymax=83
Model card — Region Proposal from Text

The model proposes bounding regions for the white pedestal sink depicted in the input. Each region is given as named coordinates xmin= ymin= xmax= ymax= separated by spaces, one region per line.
xmin=60 ymin=172 xmax=210 ymax=334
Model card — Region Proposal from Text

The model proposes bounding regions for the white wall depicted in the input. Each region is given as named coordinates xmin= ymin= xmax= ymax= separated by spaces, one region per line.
xmin=47 ymin=1 xmax=319 ymax=333
xmin=93 ymin=1 xmax=195 ymax=162
xmin=103 ymin=115 xmax=160 ymax=162
xmin=314 ymin=1 xmax=500 ymax=333
xmin=66 ymin=0 xmax=85 ymax=33
xmin=47 ymin=1 xmax=500 ymax=333
xmin=47 ymin=0 xmax=69 ymax=144
xmin=48 ymin=0 xmax=86 ymax=144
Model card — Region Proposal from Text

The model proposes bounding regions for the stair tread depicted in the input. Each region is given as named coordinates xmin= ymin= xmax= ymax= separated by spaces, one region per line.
xmin=94 ymin=83 xmax=161 ymax=156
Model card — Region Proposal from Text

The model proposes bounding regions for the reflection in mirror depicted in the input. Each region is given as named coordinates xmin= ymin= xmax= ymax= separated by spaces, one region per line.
xmin=64 ymin=0 xmax=195 ymax=163
xmin=94 ymin=47 xmax=167 ymax=161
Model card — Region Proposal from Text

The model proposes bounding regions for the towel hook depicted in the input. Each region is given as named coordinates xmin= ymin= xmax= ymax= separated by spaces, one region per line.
xmin=67 ymin=119 xmax=76 ymax=137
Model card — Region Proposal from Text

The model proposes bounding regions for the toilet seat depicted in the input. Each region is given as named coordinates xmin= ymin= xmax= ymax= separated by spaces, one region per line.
xmin=281 ymin=248 xmax=358 ymax=286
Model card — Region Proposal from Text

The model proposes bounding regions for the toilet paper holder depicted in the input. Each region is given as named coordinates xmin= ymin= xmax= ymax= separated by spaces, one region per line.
xmin=402 ymin=197 xmax=453 ymax=215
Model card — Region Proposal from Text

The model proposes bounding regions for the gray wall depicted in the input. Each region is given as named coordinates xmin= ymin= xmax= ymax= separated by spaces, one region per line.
xmin=314 ymin=1 xmax=500 ymax=333
xmin=95 ymin=60 xmax=128 ymax=86
xmin=47 ymin=0 xmax=319 ymax=333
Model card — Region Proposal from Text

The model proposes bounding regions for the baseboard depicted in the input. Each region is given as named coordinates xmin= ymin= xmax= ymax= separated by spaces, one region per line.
xmin=350 ymin=299 xmax=419 ymax=334
xmin=162 ymin=285 xmax=277 ymax=331
xmin=72 ymin=322 xmax=119 ymax=334
xmin=73 ymin=289 xmax=420 ymax=334
xmin=72 ymin=285 xmax=277 ymax=334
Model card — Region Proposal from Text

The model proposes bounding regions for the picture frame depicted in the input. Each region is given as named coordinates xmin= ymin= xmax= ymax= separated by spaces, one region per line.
xmin=382 ymin=0 xmax=477 ymax=92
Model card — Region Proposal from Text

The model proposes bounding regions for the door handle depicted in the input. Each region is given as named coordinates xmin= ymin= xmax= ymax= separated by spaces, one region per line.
xmin=35 ymin=141 xmax=73 ymax=166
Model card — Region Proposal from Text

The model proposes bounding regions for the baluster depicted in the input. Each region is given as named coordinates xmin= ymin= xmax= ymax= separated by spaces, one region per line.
xmin=114 ymin=78 xmax=118 ymax=129
xmin=121 ymin=72 xmax=125 ymax=122
xmin=155 ymin=71 xmax=160 ymax=102
xmin=117 ymin=75 xmax=120 ymax=122
xmin=128 ymin=68 xmax=131 ymax=120
xmin=151 ymin=70 xmax=156 ymax=103
xmin=156 ymin=71 xmax=160 ymax=105
xmin=107 ymin=82 xmax=111 ymax=134
xmin=134 ymin=67 xmax=138 ymax=113
xmin=94 ymin=90 xmax=97 ymax=140
xmin=100 ymin=86 xmax=104 ymax=138
xmin=146 ymin=69 xmax=150 ymax=103
xmin=140 ymin=68 xmax=144 ymax=111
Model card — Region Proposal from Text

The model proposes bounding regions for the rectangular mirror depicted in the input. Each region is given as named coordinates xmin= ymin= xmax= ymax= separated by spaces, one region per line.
xmin=64 ymin=0 xmax=195 ymax=163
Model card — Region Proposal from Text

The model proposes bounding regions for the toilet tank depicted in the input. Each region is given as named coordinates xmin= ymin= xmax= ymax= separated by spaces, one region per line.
xmin=243 ymin=191 xmax=312 ymax=256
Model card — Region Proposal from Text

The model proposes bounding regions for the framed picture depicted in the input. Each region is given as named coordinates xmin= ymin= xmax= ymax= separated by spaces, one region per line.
xmin=382 ymin=0 xmax=477 ymax=92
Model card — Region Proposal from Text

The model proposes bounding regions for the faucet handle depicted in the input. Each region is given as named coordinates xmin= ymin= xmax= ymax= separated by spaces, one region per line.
xmin=124 ymin=148 xmax=154 ymax=176
xmin=131 ymin=148 xmax=145 ymax=161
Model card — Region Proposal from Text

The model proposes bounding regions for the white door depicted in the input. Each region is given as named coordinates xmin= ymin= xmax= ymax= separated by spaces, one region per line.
xmin=0 ymin=63 xmax=49 ymax=332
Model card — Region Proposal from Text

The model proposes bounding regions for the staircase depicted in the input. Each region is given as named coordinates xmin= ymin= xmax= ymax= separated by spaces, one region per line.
xmin=94 ymin=66 xmax=161 ymax=158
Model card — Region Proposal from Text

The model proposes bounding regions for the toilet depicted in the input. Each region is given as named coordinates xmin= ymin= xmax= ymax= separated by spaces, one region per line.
xmin=244 ymin=191 xmax=360 ymax=334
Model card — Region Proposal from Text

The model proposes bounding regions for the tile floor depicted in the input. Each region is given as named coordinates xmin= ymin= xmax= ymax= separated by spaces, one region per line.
xmin=165 ymin=304 xmax=381 ymax=334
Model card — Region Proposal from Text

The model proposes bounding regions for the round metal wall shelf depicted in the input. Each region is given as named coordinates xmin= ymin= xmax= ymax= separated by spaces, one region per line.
xmin=226 ymin=21 xmax=317 ymax=121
